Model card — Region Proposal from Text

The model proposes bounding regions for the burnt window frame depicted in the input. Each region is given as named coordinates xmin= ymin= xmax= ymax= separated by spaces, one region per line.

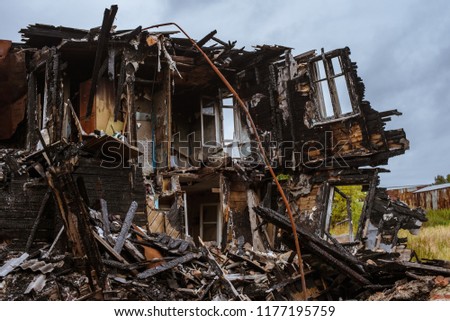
xmin=200 ymin=96 xmax=221 ymax=148
xmin=308 ymin=48 xmax=359 ymax=124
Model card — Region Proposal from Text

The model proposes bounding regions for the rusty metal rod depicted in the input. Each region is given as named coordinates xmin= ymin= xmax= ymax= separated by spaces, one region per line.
xmin=143 ymin=22 xmax=308 ymax=299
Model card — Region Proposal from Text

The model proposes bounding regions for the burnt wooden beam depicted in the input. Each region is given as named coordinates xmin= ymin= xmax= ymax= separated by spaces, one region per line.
xmin=379 ymin=109 xmax=402 ymax=118
xmin=379 ymin=260 xmax=450 ymax=276
xmin=198 ymin=238 xmax=242 ymax=300
xmin=26 ymin=71 xmax=37 ymax=149
xmin=76 ymin=176 xmax=90 ymax=208
xmin=67 ymin=99 xmax=84 ymax=142
xmin=306 ymin=240 xmax=372 ymax=285
xmin=36 ymin=128 xmax=52 ymax=166
xmin=137 ymin=252 xmax=201 ymax=279
xmin=100 ymin=199 xmax=110 ymax=236
xmin=93 ymin=232 xmax=138 ymax=276
xmin=211 ymin=36 xmax=228 ymax=47
xmin=227 ymin=252 xmax=267 ymax=273
xmin=114 ymin=56 xmax=126 ymax=122
xmin=25 ymin=189 xmax=51 ymax=252
xmin=324 ymin=231 xmax=352 ymax=257
xmin=113 ymin=201 xmax=138 ymax=254
xmin=86 ymin=5 xmax=118 ymax=119
xmin=123 ymin=26 xmax=142 ymax=42
xmin=254 ymin=206 xmax=367 ymax=272
xmin=47 ymin=166 xmax=106 ymax=289
xmin=42 ymin=226 xmax=65 ymax=259
xmin=356 ymin=169 xmax=378 ymax=240
xmin=192 ymin=30 xmax=217 ymax=50
xmin=127 ymin=77 xmax=137 ymax=145
xmin=93 ymin=232 xmax=128 ymax=265
xmin=266 ymin=271 xmax=314 ymax=294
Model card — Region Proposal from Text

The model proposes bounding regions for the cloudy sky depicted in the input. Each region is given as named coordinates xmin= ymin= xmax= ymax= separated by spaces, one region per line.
xmin=2 ymin=0 xmax=449 ymax=187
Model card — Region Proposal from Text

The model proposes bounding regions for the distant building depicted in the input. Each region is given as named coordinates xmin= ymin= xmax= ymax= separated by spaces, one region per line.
xmin=414 ymin=183 xmax=450 ymax=210
xmin=386 ymin=185 xmax=427 ymax=207
xmin=387 ymin=183 xmax=450 ymax=210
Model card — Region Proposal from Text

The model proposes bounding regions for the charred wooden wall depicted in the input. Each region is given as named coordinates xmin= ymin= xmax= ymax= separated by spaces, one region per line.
xmin=227 ymin=175 xmax=253 ymax=245
xmin=0 ymin=177 xmax=55 ymax=248
xmin=72 ymin=157 xmax=146 ymax=224
xmin=0 ymin=156 xmax=146 ymax=249
xmin=235 ymin=47 xmax=408 ymax=171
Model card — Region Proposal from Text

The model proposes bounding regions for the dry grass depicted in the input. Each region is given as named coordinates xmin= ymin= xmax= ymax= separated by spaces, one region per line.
xmin=404 ymin=225 xmax=450 ymax=261
xmin=331 ymin=208 xmax=450 ymax=260
xmin=329 ymin=223 xmax=351 ymax=236
xmin=405 ymin=209 xmax=450 ymax=260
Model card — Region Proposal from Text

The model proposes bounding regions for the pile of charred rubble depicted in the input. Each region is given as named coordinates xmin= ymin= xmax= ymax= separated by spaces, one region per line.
xmin=1 ymin=6 xmax=450 ymax=301
xmin=1 ymin=183 xmax=449 ymax=301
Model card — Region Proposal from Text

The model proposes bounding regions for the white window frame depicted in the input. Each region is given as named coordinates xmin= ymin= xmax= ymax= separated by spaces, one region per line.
xmin=199 ymin=203 xmax=222 ymax=243
xmin=309 ymin=48 xmax=359 ymax=125
xmin=200 ymin=97 xmax=221 ymax=147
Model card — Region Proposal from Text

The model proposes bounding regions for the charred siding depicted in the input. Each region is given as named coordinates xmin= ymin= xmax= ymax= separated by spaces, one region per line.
xmin=72 ymin=157 xmax=146 ymax=224
xmin=0 ymin=178 xmax=55 ymax=248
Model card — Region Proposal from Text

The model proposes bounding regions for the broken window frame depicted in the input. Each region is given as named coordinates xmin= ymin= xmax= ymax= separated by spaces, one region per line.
xmin=200 ymin=97 xmax=221 ymax=148
xmin=219 ymin=89 xmax=243 ymax=159
xmin=199 ymin=203 xmax=222 ymax=243
xmin=322 ymin=184 xmax=366 ymax=243
xmin=308 ymin=48 xmax=359 ymax=124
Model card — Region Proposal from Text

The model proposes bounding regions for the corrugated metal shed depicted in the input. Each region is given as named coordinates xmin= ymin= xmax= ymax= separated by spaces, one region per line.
xmin=414 ymin=183 xmax=450 ymax=210
xmin=386 ymin=184 xmax=427 ymax=208
xmin=413 ymin=183 xmax=450 ymax=193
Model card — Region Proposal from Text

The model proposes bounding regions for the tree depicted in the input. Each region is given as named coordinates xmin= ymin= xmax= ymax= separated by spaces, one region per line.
xmin=434 ymin=174 xmax=450 ymax=185
xmin=331 ymin=185 xmax=366 ymax=233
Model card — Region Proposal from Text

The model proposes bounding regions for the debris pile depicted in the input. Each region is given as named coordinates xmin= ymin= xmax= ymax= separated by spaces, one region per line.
xmin=0 ymin=205 xmax=321 ymax=301
xmin=1 ymin=194 xmax=450 ymax=301
xmin=368 ymin=275 xmax=450 ymax=301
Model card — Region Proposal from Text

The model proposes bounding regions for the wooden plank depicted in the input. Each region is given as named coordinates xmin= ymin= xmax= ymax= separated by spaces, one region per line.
xmin=79 ymin=79 xmax=96 ymax=134
xmin=93 ymin=232 xmax=128 ymax=264
xmin=86 ymin=5 xmax=118 ymax=118
xmin=137 ymin=252 xmax=200 ymax=279
xmin=47 ymin=167 xmax=106 ymax=289
xmin=100 ymin=198 xmax=110 ymax=236
xmin=198 ymin=238 xmax=242 ymax=300
xmin=247 ymin=189 xmax=266 ymax=252
xmin=397 ymin=261 xmax=450 ymax=276
xmin=25 ymin=189 xmax=51 ymax=252
xmin=113 ymin=201 xmax=138 ymax=254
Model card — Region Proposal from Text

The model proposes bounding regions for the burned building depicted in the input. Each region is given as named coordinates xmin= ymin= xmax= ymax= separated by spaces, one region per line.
xmin=1 ymin=6 xmax=448 ymax=301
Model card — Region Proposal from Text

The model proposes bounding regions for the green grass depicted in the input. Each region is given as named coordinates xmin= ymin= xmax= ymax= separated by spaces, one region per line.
xmin=402 ymin=209 xmax=450 ymax=260
xmin=424 ymin=209 xmax=450 ymax=227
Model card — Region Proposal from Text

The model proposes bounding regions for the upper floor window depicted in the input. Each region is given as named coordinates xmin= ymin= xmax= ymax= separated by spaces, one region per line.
xmin=200 ymin=97 xmax=220 ymax=147
xmin=308 ymin=48 xmax=359 ymax=123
